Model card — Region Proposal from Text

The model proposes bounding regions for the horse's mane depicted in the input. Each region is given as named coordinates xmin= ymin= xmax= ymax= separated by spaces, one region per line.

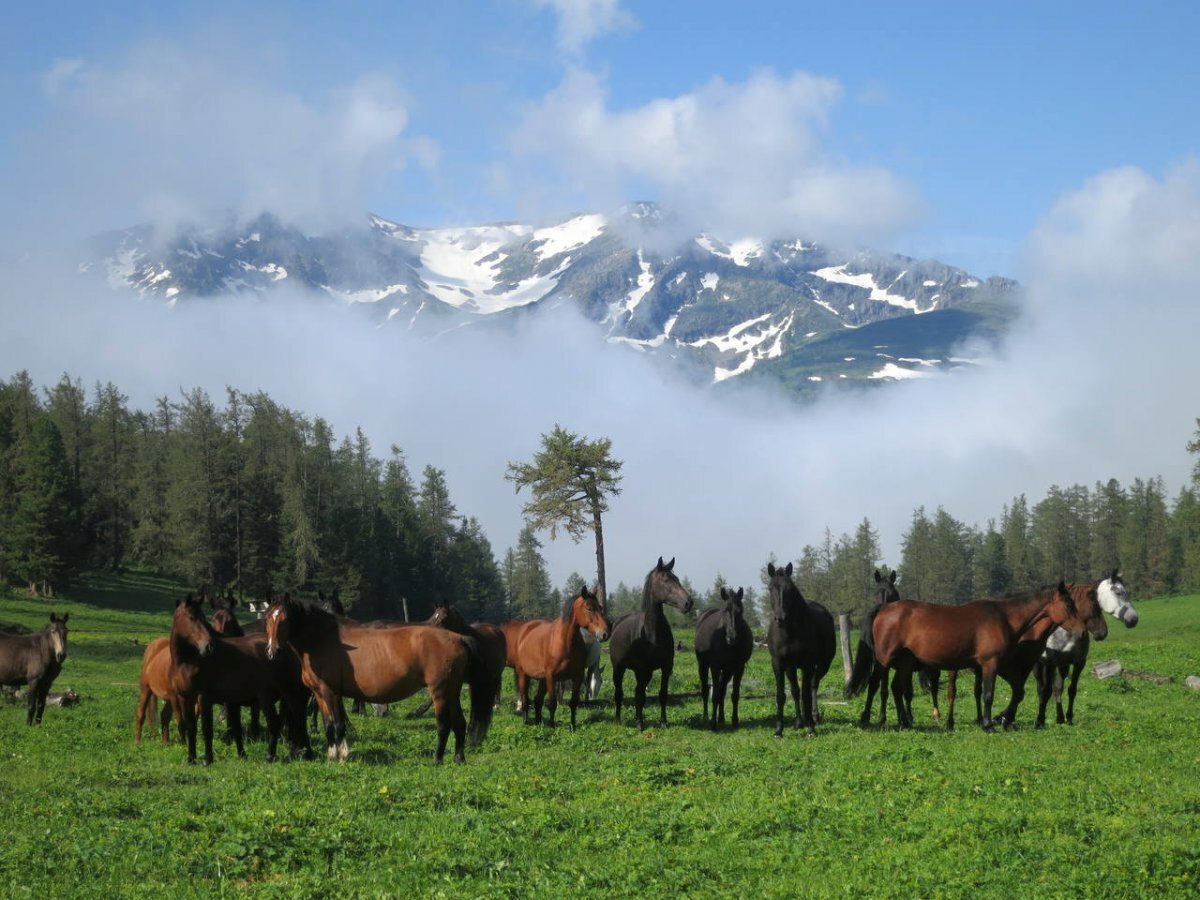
xmin=561 ymin=591 xmax=581 ymax=623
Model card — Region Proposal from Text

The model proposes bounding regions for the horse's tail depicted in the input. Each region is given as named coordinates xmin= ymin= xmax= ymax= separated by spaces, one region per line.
xmin=844 ymin=607 xmax=879 ymax=699
xmin=462 ymin=635 xmax=496 ymax=747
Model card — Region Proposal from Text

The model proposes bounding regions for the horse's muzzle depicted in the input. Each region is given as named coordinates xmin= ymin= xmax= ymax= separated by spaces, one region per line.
xmin=1120 ymin=608 xmax=1139 ymax=627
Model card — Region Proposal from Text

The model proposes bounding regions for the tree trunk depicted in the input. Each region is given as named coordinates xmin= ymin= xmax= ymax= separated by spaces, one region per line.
xmin=591 ymin=501 xmax=607 ymax=610
xmin=838 ymin=614 xmax=853 ymax=682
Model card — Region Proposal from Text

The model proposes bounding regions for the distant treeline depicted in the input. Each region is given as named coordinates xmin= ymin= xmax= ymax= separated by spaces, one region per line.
xmin=0 ymin=371 xmax=506 ymax=622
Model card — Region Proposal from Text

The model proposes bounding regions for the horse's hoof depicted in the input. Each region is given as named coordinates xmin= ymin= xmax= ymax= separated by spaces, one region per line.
xmin=1035 ymin=721 xmax=1046 ymax=730
xmin=265 ymin=754 xmax=276 ymax=763
xmin=454 ymin=754 xmax=466 ymax=764
xmin=773 ymin=727 xmax=783 ymax=738
xmin=202 ymin=757 xmax=213 ymax=767
xmin=186 ymin=757 xmax=197 ymax=766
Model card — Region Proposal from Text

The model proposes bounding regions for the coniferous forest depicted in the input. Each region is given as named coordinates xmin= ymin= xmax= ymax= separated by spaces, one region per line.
xmin=2 ymin=370 xmax=1199 ymax=626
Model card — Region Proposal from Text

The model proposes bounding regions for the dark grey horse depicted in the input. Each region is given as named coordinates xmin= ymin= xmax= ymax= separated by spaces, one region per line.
xmin=610 ymin=557 xmax=693 ymax=730
xmin=766 ymin=562 xmax=835 ymax=737
xmin=0 ymin=613 xmax=69 ymax=725
xmin=695 ymin=586 xmax=753 ymax=731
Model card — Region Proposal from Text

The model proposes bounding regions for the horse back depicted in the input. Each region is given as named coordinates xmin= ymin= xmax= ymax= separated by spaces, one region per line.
xmin=0 ymin=632 xmax=51 ymax=685
xmin=610 ymin=610 xmax=673 ymax=671
xmin=317 ymin=623 xmax=469 ymax=704
xmin=513 ymin=619 xmax=583 ymax=681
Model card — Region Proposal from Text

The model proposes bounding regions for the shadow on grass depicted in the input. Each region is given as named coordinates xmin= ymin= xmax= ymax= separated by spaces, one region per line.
xmin=67 ymin=571 xmax=187 ymax=615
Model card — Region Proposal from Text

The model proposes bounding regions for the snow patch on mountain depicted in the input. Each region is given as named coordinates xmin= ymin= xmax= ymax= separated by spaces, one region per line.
xmin=532 ymin=214 xmax=606 ymax=261
xmin=812 ymin=264 xmax=927 ymax=313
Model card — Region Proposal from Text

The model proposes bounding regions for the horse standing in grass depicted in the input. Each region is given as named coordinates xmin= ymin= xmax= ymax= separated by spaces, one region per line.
xmin=169 ymin=595 xmax=312 ymax=765
xmin=695 ymin=587 xmax=754 ymax=731
xmin=1035 ymin=572 xmax=1134 ymax=728
xmin=264 ymin=596 xmax=493 ymax=763
xmin=610 ymin=557 xmax=694 ymax=731
xmin=871 ymin=582 xmax=1090 ymax=731
xmin=507 ymin=587 xmax=609 ymax=730
xmin=0 ymin=613 xmax=69 ymax=725
xmin=766 ymin=563 xmax=835 ymax=737
xmin=426 ymin=601 xmax=508 ymax=738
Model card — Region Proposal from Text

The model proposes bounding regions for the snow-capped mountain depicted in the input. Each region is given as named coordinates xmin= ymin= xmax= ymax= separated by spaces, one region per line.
xmin=85 ymin=205 xmax=1019 ymax=393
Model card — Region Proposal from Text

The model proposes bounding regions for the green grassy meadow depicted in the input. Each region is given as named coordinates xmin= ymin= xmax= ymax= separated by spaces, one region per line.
xmin=2 ymin=574 xmax=1199 ymax=897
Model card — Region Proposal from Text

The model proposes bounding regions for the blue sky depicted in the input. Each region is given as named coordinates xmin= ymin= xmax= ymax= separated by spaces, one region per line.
xmin=3 ymin=1 xmax=1198 ymax=278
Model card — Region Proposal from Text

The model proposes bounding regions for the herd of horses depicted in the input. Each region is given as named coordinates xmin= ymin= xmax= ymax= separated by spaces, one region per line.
xmin=0 ymin=556 xmax=1138 ymax=765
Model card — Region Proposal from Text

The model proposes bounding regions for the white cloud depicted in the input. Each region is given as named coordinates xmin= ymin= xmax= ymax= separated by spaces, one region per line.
xmin=10 ymin=40 xmax=432 ymax=238
xmin=531 ymin=0 xmax=634 ymax=56
xmin=506 ymin=67 xmax=921 ymax=247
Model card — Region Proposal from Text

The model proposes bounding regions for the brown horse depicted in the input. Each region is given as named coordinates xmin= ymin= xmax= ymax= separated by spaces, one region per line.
xmin=134 ymin=637 xmax=177 ymax=744
xmin=0 ymin=613 xmax=69 ymax=725
xmin=426 ymin=602 xmax=507 ymax=741
xmin=873 ymin=581 xmax=1088 ymax=730
xmin=169 ymin=595 xmax=313 ymax=765
xmin=264 ymin=596 xmax=493 ymax=763
xmin=508 ymin=586 xmax=610 ymax=730
xmin=947 ymin=578 xmax=1111 ymax=730
xmin=500 ymin=619 xmax=539 ymax=712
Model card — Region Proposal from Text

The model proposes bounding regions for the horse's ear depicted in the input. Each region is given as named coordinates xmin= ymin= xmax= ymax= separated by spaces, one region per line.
xmin=318 ymin=590 xmax=326 ymax=602
xmin=735 ymin=587 xmax=744 ymax=602
xmin=873 ymin=570 xmax=882 ymax=583
xmin=61 ymin=613 xmax=68 ymax=624
xmin=657 ymin=556 xmax=665 ymax=569
xmin=785 ymin=562 xmax=793 ymax=577
xmin=767 ymin=562 xmax=776 ymax=577
xmin=666 ymin=557 xmax=675 ymax=571
xmin=720 ymin=587 xmax=729 ymax=600
xmin=890 ymin=570 xmax=897 ymax=585
xmin=49 ymin=613 xmax=58 ymax=623
xmin=1110 ymin=567 xmax=1120 ymax=582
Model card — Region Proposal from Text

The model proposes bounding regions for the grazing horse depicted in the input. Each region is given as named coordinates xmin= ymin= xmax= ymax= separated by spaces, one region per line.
xmin=425 ymin=601 xmax=508 ymax=742
xmin=507 ymin=587 xmax=610 ymax=730
xmin=264 ymin=596 xmax=492 ymax=763
xmin=169 ymin=595 xmax=312 ymax=765
xmin=847 ymin=570 xmax=942 ymax=727
xmin=873 ymin=582 xmax=1089 ymax=731
xmin=695 ymin=587 xmax=754 ymax=731
xmin=0 ymin=613 xmax=69 ymax=725
xmin=134 ymin=637 xmax=177 ymax=744
xmin=766 ymin=563 xmax=836 ymax=737
xmin=1035 ymin=571 xmax=1134 ymax=727
xmin=610 ymin=557 xmax=694 ymax=730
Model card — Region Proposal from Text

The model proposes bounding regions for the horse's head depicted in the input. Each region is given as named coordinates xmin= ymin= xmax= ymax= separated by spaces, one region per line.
xmin=210 ymin=590 xmax=238 ymax=613
xmin=1098 ymin=569 xmax=1137 ymax=628
xmin=210 ymin=608 xmax=242 ymax=636
xmin=1048 ymin=581 xmax=1086 ymax=639
xmin=429 ymin=602 xmax=469 ymax=632
xmin=568 ymin=585 xmax=609 ymax=641
xmin=647 ymin=556 xmax=693 ymax=614
xmin=873 ymin=569 xmax=900 ymax=605
xmin=172 ymin=594 xmax=214 ymax=657
xmin=767 ymin=561 xmax=802 ymax=625
xmin=1070 ymin=580 xmax=1109 ymax=642
xmin=318 ymin=589 xmax=345 ymax=616
xmin=719 ymin=586 xmax=745 ymax=646
xmin=264 ymin=593 xmax=297 ymax=661
xmin=47 ymin=613 xmax=69 ymax=664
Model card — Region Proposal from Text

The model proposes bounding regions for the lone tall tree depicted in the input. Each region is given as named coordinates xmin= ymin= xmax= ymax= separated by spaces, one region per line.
xmin=505 ymin=426 xmax=623 ymax=605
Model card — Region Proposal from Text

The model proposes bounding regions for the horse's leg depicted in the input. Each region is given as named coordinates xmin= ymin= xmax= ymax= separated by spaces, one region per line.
xmin=229 ymin=703 xmax=247 ymax=758
xmin=998 ymin=674 xmax=1024 ymax=730
xmin=533 ymin=679 xmax=547 ymax=726
xmin=889 ymin=663 xmax=912 ymax=729
xmin=712 ymin=668 xmax=727 ymax=732
xmin=633 ymin=668 xmax=652 ymax=731
xmin=772 ymin=658 xmax=786 ymax=737
xmin=786 ymin=666 xmax=803 ymax=731
xmin=979 ymin=663 xmax=999 ymax=731
xmin=927 ymin=668 xmax=941 ymax=722
xmin=516 ymin=671 xmax=531 ymax=724
xmin=876 ymin=664 xmax=889 ymax=726
xmin=973 ymin=670 xmax=984 ymax=726
xmin=730 ymin=668 xmax=744 ymax=730
xmin=568 ymin=678 xmax=581 ymax=732
xmin=200 ymin=700 xmax=215 ymax=765
xmin=799 ymin=667 xmax=816 ymax=737
xmin=451 ymin=691 xmax=467 ymax=764
xmin=181 ymin=697 xmax=198 ymax=764
xmin=947 ymin=670 xmax=957 ymax=731
xmin=658 ymin=660 xmax=673 ymax=727
xmin=160 ymin=698 xmax=174 ymax=745
xmin=613 ymin=665 xmax=626 ymax=722
xmin=859 ymin=665 xmax=878 ymax=728
xmin=262 ymin=700 xmax=282 ymax=762
xmin=1034 ymin=659 xmax=1052 ymax=729
xmin=25 ymin=677 xmax=39 ymax=725
xmin=544 ymin=674 xmax=558 ymax=728
xmin=698 ymin=662 xmax=710 ymax=724
xmin=1065 ymin=660 xmax=1082 ymax=725
xmin=1054 ymin=661 xmax=1068 ymax=724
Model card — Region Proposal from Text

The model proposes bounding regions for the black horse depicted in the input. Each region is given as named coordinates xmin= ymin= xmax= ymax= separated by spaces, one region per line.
xmin=0 ymin=613 xmax=69 ymax=725
xmin=766 ymin=562 xmax=835 ymax=737
xmin=695 ymin=586 xmax=754 ymax=731
xmin=610 ymin=557 xmax=694 ymax=730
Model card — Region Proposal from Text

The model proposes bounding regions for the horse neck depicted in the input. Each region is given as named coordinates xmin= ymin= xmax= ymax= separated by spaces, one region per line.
xmin=641 ymin=579 xmax=668 ymax=643
xmin=1000 ymin=590 xmax=1057 ymax=638
xmin=169 ymin=620 xmax=205 ymax=667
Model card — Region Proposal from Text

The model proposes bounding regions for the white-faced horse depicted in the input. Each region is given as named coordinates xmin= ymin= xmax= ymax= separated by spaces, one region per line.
xmin=1035 ymin=571 xmax=1137 ymax=728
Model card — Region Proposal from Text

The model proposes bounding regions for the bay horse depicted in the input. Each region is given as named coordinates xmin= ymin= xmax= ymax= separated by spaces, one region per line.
xmin=766 ymin=562 xmax=835 ymax=737
xmin=1030 ymin=571 xmax=1132 ymax=727
xmin=507 ymin=586 xmax=609 ymax=730
xmin=610 ymin=557 xmax=694 ymax=730
xmin=264 ymin=596 xmax=492 ymax=763
xmin=134 ymin=637 xmax=176 ymax=744
xmin=874 ymin=581 xmax=1090 ymax=731
xmin=169 ymin=595 xmax=313 ymax=765
xmin=0 ymin=613 xmax=69 ymax=725
xmin=695 ymin=586 xmax=754 ymax=731
xmin=426 ymin=601 xmax=507 ymax=742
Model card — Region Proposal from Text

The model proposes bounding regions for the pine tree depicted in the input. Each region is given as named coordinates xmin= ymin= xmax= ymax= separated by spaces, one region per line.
xmin=9 ymin=416 xmax=74 ymax=593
